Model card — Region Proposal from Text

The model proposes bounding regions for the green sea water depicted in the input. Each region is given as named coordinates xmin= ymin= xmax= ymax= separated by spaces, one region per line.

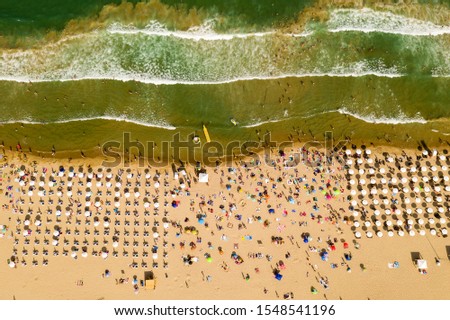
xmin=0 ymin=0 xmax=449 ymax=159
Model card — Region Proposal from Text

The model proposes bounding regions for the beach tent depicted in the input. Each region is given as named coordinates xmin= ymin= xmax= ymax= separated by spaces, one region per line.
xmin=144 ymin=271 xmax=156 ymax=290
xmin=416 ymin=259 xmax=428 ymax=269
xmin=199 ymin=173 xmax=209 ymax=183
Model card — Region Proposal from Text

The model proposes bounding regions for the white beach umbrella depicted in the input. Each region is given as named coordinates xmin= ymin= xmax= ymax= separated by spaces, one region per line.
xmin=380 ymin=168 xmax=386 ymax=174
xmin=366 ymin=231 xmax=373 ymax=238
xmin=348 ymin=168 xmax=354 ymax=174
xmin=67 ymin=191 xmax=72 ymax=197
xmin=106 ymin=182 xmax=112 ymax=188
xmin=358 ymin=169 xmax=364 ymax=175
xmin=145 ymin=173 xmax=151 ymax=179
xmin=103 ymin=221 xmax=109 ymax=227
xmin=153 ymin=232 xmax=159 ymax=238
xmin=24 ymin=220 xmax=30 ymax=226
xmin=375 ymin=220 xmax=381 ymax=227
xmin=418 ymin=218 xmax=424 ymax=225
xmin=113 ymin=242 xmax=119 ymax=248
xmin=107 ymin=173 xmax=113 ymax=179
xmin=78 ymin=173 xmax=84 ymax=178
xmin=398 ymin=230 xmax=405 ymax=237
xmin=115 ymin=182 xmax=121 ymax=188
xmin=374 ymin=210 xmax=380 ymax=216
xmin=52 ymin=239 xmax=58 ymax=246
xmin=82 ymin=252 xmax=88 ymax=258
xmin=349 ymin=179 xmax=355 ymax=185
xmin=388 ymin=231 xmax=394 ymax=237
xmin=367 ymin=158 xmax=373 ymax=164
xmin=154 ymin=182 xmax=160 ymax=188
xmin=97 ymin=173 xmax=103 ymax=179
xmin=115 ymin=191 xmax=120 ymax=197
xmin=406 ymin=209 xmax=412 ymax=215
xmin=102 ymin=252 xmax=108 ymax=259
xmin=430 ymin=229 xmax=437 ymax=236
xmin=370 ymin=178 xmax=376 ymax=184
xmin=345 ymin=150 xmax=352 ymax=155
xmin=354 ymin=231 xmax=361 ymax=239
xmin=359 ymin=179 xmax=366 ymax=185
xmin=124 ymin=192 xmax=130 ymax=198
xmin=71 ymin=252 xmax=77 ymax=258
xmin=27 ymin=190 xmax=33 ymax=196
xmin=144 ymin=202 xmax=150 ymax=208
xmin=381 ymin=178 xmax=387 ymax=184
xmin=376 ymin=231 xmax=383 ymax=238
xmin=114 ymin=202 xmax=120 ymax=208
xmin=357 ymin=159 xmax=363 ymax=164
xmin=421 ymin=166 xmax=427 ymax=172
xmin=86 ymin=182 xmax=92 ymax=188
xmin=96 ymin=181 xmax=102 ymax=187
xmin=417 ymin=208 xmax=423 ymax=214
xmin=386 ymin=220 xmax=392 ymax=226
xmin=383 ymin=199 xmax=389 ymax=205
xmin=371 ymin=188 xmax=377 ymax=195
xmin=134 ymin=192 xmax=140 ymax=198
xmin=442 ymin=229 xmax=448 ymax=236
xmin=373 ymin=199 xmax=379 ymax=205
xmin=419 ymin=230 xmax=426 ymax=236
xmin=350 ymin=190 xmax=357 ymax=196
xmin=410 ymin=167 xmax=417 ymax=173
xmin=409 ymin=230 xmax=415 ymax=237
xmin=154 ymin=202 xmax=159 ymax=208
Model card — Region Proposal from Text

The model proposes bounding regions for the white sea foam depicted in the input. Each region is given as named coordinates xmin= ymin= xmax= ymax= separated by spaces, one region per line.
xmin=107 ymin=20 xmax=278 ymax=41
xmin=328 ymin=8 xmax=450 ymax=36
xmin=0 ymin=70 xmax=405 ymax=86
xmin=0 ymin=116 xmax=176 ymax=130
xmin=336 ymin=107 xmax=427 ymax=124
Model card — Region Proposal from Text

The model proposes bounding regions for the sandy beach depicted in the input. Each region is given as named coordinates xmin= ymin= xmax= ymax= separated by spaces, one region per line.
xmin=1 ymin=143 xmax=450 ymax=300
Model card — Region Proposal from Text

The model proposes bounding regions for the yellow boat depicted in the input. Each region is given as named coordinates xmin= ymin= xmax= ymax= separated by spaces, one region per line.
xmin=202 ymin=124 xmax=211 ymax=142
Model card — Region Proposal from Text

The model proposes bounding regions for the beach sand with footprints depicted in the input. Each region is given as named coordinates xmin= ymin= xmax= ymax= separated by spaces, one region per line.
xmin=1 ymin=144 xmax=450 ymax=300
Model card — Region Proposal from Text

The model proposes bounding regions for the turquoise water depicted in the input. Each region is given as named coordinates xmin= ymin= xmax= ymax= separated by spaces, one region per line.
xmin=0 ymin=1 xmax=449 ymax=156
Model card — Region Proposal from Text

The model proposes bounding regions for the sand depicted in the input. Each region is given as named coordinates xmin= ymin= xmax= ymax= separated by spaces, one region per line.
xmin=1 ymin=144 xmax=450 ymax=300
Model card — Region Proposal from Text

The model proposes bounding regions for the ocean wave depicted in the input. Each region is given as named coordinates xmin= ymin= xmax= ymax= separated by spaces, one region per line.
xmin=336 ymin=108 xmax=427 ymax=125
xmin=328 ymin=8 xmax=450 ymax=36
xmin=107 ymin=20 xmax=283 ymax=40
xmin=0 ymin=116 xmax=176 ymax=130
xmin=243 ymin=108 xmax=427 ymax=128
xmin=0 ymin=71 xmax=405 ymax=86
